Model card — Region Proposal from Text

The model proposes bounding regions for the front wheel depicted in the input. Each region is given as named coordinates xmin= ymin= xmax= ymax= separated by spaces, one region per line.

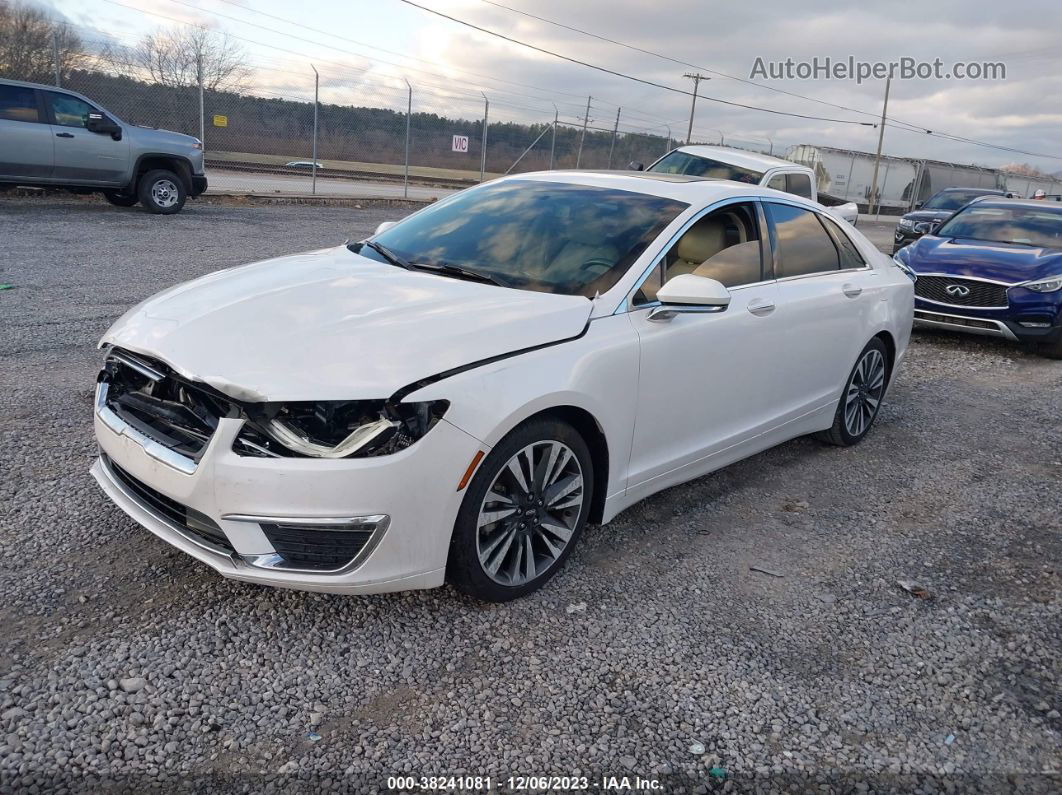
xmin=137 ymin=169 xmax=186 ymax=214
xmin=448 ymin=419 xmax=594 ymax=602
xmin=817 ymin=338 xmax=889 ymax=446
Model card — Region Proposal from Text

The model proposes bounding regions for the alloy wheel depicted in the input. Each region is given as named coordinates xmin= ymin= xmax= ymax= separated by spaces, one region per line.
xmin=476 ymin=440 xmax=585 ymax=586
xmin=844 ymin=348 xmax=886 ymax=437
xmin=151 ymin=179 xmax=179 ymax=208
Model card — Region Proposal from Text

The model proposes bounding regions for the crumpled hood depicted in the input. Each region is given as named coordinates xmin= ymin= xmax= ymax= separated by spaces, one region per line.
xmin=102 ymin=245 xmax=593 ymax=402
xmin=907 ymin=236 xmax=1062 ymax=283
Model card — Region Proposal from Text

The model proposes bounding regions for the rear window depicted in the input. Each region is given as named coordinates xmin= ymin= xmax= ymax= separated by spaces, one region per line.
xmin=0 ymin=85 xmax=39 ymax=123
xmin=648 ymin=151 xmax=763 ymax=184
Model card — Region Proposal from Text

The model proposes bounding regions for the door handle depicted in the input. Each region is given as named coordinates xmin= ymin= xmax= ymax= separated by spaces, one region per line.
xmin=842 ymin=283 xmax=863 ymax=298
xmin=55 ymin=132 xmax=74 ymax=138
xmin=747 ymin=298 xmax=775 ymax=317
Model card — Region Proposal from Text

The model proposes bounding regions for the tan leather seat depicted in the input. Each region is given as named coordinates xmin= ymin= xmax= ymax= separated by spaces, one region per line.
xmin=693 ymin=240 xmax=762 ymax=287
xmin=668 ymin=218 xmax=728 ymax=278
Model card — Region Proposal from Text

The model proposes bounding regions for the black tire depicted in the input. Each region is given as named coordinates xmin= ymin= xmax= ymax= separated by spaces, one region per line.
xmin=137 ymin=169 xmax=186 ymax=214
xmin=448 ymin=419 xmax=594 ymax=602
xmin=817 ymin=338 xmax=890 ymax=447
xmin=103 ymin=190 xmax=139 ymax=207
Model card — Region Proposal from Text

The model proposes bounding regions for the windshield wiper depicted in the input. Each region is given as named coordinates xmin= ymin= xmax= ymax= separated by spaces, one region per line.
xmin=410 ymin=263 xmax=504 ymax=286
xmin=361 ymin=239 xmax=413 ymax=270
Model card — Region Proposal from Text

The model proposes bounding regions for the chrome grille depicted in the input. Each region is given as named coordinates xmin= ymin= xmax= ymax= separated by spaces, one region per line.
xmin=915 ymin=276 xmax=1008 ymax=308
xmin=100 ymin=349 xmax=228 ymax=459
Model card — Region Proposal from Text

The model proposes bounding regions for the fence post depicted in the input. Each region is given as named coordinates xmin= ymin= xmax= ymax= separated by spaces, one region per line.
xmin=197 ymin=63 xmax=205 ymax=151
xmin=51 ymin=30 xmax=60 ymax=87
xmin=311 ymin=65 xmax=319 ymax=195
xmin=549 ymin=104 xmax=557 ymax=170
xmin=479 ymin=93 xmax=490 ymax=182
xmin=607 ymin=107 xmax=621 ymax=169
xmin=403 ymin=79 xmax=412 ymax=199
xmin=576 ymin=96 xmax=590 ymax=168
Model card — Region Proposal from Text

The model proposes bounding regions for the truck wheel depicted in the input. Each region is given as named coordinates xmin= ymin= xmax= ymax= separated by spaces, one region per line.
xmin=137 ymin=169 xmax=186 ymax=214
xmin=103 ymin=190 xmax=139 ymax=207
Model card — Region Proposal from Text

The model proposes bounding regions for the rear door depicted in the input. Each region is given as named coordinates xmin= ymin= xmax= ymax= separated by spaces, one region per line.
xmin=0 ymin=84 xmax=54 ymax=181
xmin=763 ymin=200 xmax=878 ymax=420
xmin=44 ymin=90 xmax=128 ymax=185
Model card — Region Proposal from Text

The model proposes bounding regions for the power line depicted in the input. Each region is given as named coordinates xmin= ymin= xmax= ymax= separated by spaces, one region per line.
xmin=472 ymin=0 xmax=1062 ymax=161
xmin=397 ymin=0 xmax=877 ymax=127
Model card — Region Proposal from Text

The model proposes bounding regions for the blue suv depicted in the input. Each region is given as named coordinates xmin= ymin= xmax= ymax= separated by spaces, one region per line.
xmin=894 ymin=199 xmax=1062 ymax=358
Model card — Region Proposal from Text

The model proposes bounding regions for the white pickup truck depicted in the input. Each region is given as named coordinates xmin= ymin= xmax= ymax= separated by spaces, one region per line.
xmin=636 ymin=145 xmax=860 ymax=225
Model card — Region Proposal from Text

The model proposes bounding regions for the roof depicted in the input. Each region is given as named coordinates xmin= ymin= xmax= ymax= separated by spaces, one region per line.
xmin=971 ymin=198 xmax=1062 ymax=212
xmin=938 ymin=186 xmax=1004 ymax=194
xmin=672 ymin=145 xmax=805 ymax=173
xmin=496 ymin=170 xmax=810 ymax=207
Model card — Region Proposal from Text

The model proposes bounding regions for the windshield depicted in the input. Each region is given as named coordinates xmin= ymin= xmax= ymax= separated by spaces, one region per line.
xmin=647 ymin=151 xmax=763 ymax=184
xmin=923 ymin=189 xmax=997 ymax=211
xmin=361 ymin=180 xmax=687 ymax=296
xmin=935 ymin=204 xmax=1062 ymax=249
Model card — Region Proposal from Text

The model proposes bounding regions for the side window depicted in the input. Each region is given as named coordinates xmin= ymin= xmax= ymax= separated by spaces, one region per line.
xmin=785 ymin=173 xmax=814 ymax=199
xmin=47 ymin=92 xmax=95 ymax=128
xmin=0 ymin=85 xmax=39 ymax=123
xmin=633 ymin=202 xmax=763 ymax=304
xmin=766 ymin=203 xmax=840 ymax=278
xmin=766 ymin=173 xmax=787 ymax=191
xmin=820 ymin=215 xmax=866 ymax=270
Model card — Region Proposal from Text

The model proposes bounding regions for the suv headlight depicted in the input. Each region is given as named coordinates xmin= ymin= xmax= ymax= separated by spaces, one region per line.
xmin=234 ymin=399 xmax=449 ymax=459
xmin=892 ymin=252 xmax=918 ymax=282
xmin=1019 ymin=275 xmax=1062 ymax=293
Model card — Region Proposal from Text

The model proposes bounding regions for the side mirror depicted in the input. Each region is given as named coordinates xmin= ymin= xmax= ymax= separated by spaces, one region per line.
xmin=914 ymin=201 xmax=923 ymax=210
xmin=628 ymin=161 xmax=644 ymax=171
xmin=374 ymin=221 xmax=397 ymax=235
xmin=649 ymin=274 xmax=730 ymax=321
xmin=87 ymin=112 xmax=121 ymax=140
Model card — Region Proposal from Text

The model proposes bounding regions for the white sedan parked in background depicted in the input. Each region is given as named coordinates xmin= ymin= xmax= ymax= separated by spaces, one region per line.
xmin=92 ymin=172 xmax=914 ymax=601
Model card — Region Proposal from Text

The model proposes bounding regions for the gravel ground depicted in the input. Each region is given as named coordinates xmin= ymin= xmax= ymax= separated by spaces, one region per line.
xmin=0 ymin=197 xmax=1059 ymax=794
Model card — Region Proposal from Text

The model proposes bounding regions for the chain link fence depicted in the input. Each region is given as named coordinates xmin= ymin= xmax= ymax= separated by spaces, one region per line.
xmin=23 ymin=63 xmax=1062 ymax=206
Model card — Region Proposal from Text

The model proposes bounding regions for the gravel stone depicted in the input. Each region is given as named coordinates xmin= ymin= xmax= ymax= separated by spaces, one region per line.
xmin=0 ymin=199 xmax=1058 ymax=794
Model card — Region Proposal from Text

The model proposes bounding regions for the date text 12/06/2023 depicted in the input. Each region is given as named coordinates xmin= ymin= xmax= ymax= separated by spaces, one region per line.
xmin=385 ymin=775 xmax=665 ymax=791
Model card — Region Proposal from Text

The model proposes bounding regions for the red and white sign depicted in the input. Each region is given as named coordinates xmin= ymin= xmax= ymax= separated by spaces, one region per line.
xmin=451 ymin=135 xmax=469 ymax=153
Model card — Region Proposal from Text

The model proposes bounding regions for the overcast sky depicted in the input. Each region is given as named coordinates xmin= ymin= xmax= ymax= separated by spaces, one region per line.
xmin=48 ymin=0 xmax=1062 ymax=172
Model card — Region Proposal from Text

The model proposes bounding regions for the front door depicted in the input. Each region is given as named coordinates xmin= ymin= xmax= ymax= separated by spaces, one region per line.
xmin=45 ymin=91 xmax=128 ymax=184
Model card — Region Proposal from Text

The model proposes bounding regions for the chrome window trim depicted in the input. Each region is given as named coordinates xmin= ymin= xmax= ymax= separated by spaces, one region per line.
xmin=617 ymin=196 xmax=772 ymax=314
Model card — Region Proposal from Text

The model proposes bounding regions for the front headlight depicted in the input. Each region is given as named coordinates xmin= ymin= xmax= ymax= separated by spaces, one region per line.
xmin=1019 ymin=275 xmax=1062 ymax=293
xmin=913 ymin=221 xmax=935 ymax=234
xmin=892 ymin=253 xmax=918 ymax=282
xmin=234 ymin=399 xmax=449 ymax=458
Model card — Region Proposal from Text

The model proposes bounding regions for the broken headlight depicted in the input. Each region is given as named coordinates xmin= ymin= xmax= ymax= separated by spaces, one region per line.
xmin=233 ymin=400 xmax=449 ymax=459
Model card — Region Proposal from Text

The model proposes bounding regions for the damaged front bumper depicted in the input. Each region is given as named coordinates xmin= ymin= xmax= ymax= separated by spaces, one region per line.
xmin=91 ymin=351 xmax=485 ymax=594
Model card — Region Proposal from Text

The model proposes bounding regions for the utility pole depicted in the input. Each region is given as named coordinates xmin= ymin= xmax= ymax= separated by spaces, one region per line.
xmin=479 ymin=92 xmax=489 ymax=182
xmin=683 ymin=73 xmax=709 ymax=144
xmin=868 ymin=76 xmax=891 ymax=215
xmin=403 ymin=79 xmax=412 ymax=198
xmin=607 ymin=107 xmax=621 ymax=169
xmin=51 ymin=30 xmax=61 ymax=87
xmin=311 ymin=64 xmax=319 ymax=195
xmin=575 ymin=95 xmax=591 ymax=168
xmin=549 ymin=103 xmax=558 ymax=170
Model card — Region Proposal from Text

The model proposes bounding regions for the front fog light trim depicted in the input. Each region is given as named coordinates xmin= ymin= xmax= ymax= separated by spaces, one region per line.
xmin=224 ymin=513 xmax=391 ymax=574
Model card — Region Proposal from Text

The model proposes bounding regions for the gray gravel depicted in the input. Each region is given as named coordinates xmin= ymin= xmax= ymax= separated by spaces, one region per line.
xmin=1 ymin=196 xmax=1059 ymax=793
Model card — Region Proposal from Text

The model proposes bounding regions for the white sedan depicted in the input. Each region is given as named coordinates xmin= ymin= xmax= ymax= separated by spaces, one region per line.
xmin=92 ymin=172 xmax=914 ymax=601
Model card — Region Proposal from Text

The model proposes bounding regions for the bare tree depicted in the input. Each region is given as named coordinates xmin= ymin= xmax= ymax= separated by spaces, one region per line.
xmin=0 ymin=0 xmax=84 ymax=83
xmin=104 ymin=26 xmax=249 ymax=92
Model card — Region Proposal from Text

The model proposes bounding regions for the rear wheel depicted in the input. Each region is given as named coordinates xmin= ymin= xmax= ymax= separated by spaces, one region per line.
xmin=103 ymin=190 xmax=138 ymax=207
xmin=817 ymin=338 xmax=889 ymax=446
xmin=448 ymin=419 xmax=593 ymax=602
xmin=137 ymin=169 xmax=186 ymax=214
